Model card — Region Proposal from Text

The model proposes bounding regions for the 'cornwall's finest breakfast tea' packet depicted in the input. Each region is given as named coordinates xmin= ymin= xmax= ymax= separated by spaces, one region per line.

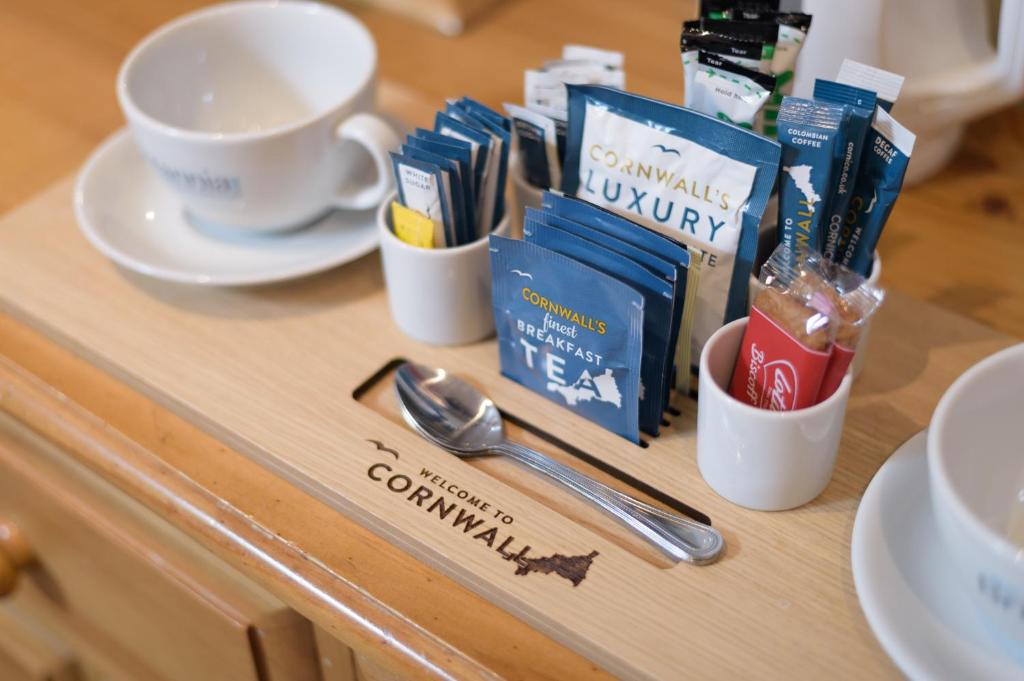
xmin=524 ymin=217 xmax=675 ymax=437
xmin=561 ymin=84 xmax=781 ymax=366
xmin=490 ymin=236 xmax=644 ymax=442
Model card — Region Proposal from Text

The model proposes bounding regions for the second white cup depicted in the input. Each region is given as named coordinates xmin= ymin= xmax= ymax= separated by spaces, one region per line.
xmin=697 ymin=318 xmax=853 ymax=511
xmin=378 ymin=193 xmax=510 ymax=346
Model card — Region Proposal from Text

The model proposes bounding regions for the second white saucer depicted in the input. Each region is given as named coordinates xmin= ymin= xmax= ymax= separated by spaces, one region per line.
xmin=74 ymin=129 xmax=380 ymax=286
xmin=852 ymin=430 xmax=1024 ymax=680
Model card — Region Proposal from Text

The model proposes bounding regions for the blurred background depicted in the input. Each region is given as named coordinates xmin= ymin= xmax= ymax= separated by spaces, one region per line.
xmin=2 ymin=0 xmax=1021 ymax=337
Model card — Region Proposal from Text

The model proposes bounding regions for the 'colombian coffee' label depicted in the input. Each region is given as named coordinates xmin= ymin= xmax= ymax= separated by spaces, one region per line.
xmin=729 ymin=306 xmax=831 ymax=411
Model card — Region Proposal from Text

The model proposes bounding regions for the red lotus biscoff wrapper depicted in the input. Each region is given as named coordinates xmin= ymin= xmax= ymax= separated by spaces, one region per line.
xmin=815 ymin=261 xmax=885 ymax=401
xmin=729 ymin=247 xmax=838 ymax=411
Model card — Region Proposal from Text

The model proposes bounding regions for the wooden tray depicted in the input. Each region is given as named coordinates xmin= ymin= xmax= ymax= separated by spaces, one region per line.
xmin=0 ymin=83 xmax=1015 ymax=680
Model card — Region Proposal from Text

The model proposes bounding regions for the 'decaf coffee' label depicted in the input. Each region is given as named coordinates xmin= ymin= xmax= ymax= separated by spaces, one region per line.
xmin=729 ymin=305 xmax=831 ymax=410
xmin=489 ymin=235 xmax=643 ymax=442
xmin=562 ymin=86 xmax=780 ymax=364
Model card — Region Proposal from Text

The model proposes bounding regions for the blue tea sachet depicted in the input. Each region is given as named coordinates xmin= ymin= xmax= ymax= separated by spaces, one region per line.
xmin=524 ymin=205 xmax=684 ymax=410
xmin=837 ymin=107 xmax=915 ymax=275
xmin=490 ymin=235 xmax=644 ymax=443
xmin=523 ymin=214 xmax=675 ymax=437
xmin=540 ymin=191 xmax=700 ymax=387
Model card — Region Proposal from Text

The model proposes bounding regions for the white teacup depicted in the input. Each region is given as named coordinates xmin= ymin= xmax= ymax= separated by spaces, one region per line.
xmin=929 ymin=343 xmax=1024 ymax=646
xmin=117 ymin=1 xmax=399 ymax=232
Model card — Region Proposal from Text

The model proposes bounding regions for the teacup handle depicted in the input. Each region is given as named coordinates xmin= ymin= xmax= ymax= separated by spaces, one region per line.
xmin=332 ymin=113 xmax=400 ymax=211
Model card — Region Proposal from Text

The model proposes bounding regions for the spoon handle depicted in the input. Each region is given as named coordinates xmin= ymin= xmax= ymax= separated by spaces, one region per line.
xmin=496 ymin=442 xmax=724 ymax=565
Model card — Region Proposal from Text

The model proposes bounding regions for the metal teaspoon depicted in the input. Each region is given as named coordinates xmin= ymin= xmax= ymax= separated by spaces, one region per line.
xmin=394 ymin=362 xmax=724 ymax=565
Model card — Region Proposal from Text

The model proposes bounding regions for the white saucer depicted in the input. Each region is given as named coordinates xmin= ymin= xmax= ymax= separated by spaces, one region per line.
xmin=852 ymin=431 xmax=1024 ymax=680
xmin=74 ymin=129 xmax=380 ymax=285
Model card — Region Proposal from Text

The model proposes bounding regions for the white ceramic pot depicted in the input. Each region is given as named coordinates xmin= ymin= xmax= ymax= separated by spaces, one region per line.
xmin=697 ymin=318 xmax=853 ymax=511
xmin=378 ymin=192 xmax=510 ymax=346
xmin=928 ymin=343 xmax=1024 ymax=647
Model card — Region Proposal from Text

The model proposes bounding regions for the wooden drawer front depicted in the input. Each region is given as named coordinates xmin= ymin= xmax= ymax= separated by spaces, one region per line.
xmin=0 ymin=602 xmax=79 ymax=681
xmin=0 ymin=415 xmax=318 ymax=681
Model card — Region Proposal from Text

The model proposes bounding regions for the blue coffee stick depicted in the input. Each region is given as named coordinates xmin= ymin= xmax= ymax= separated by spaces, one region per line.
xmin=838 ymin=108 xmax=915 ymax=276
xmin=776 ymin=97 xmax=846 ymax=262
xmin=813 ymin=79 xmax=878 ymax=262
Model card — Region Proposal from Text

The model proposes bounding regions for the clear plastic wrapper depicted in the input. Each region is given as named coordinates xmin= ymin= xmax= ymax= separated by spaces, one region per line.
xmin=815 ymin=260 xmax=885 ymax=401
xmin=728 ymin=245 xmax=838 ymax=410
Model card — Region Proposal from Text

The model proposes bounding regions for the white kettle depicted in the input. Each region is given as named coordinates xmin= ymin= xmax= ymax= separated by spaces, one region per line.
xmin=793 ymin=0 xmax=1024 ymax=183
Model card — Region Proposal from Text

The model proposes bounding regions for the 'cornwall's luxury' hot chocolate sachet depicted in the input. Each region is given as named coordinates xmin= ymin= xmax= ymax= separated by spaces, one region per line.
xmin=489 ymin=236 xmax=644 ymax=443
xmin=560 ymin=84 xmax=781 ymax=367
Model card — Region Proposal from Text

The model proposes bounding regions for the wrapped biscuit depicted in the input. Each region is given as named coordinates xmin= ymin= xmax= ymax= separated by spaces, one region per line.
xmin=729 ymin=245 xmax=837 ymax=411
xmin=814 ymin=261 xmax=885 ymax=401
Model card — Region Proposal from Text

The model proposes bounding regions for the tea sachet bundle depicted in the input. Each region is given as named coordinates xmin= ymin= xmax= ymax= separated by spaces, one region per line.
xmin=491 ymin=195 xmax=693 ymax=443
xmin=389 ymin=97 xmax=510 ymax=248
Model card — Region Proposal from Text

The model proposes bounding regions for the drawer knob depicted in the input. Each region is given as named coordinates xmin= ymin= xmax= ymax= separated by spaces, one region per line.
xmin=0 ymin=519 xmax=32 ymax=597
xmin=0 ymin=520 xmax=33 ymax=567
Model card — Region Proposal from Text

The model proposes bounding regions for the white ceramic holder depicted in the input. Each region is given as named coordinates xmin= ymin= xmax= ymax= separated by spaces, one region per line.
xmin=377 ymin=192 xmax=509 ymax=346
xmin=697 ymin=317 xmax=853 ymax=511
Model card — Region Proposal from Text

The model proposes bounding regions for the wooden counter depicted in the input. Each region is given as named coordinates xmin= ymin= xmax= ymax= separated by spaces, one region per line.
xmin=1 ymin=1 xmax=1022 ymax=679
